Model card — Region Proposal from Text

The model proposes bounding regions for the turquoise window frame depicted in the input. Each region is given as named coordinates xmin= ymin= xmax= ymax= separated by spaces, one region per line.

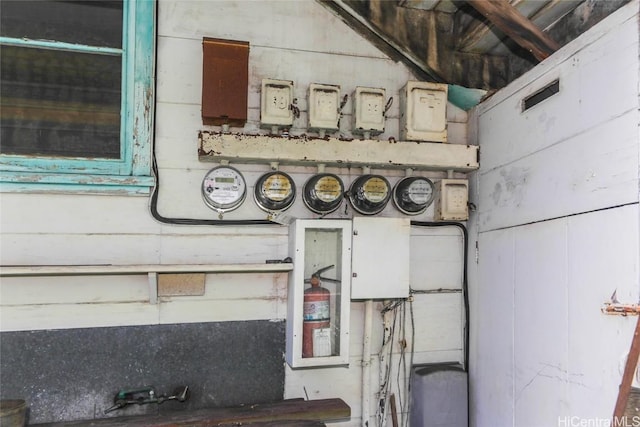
xmin=0 ymin=0 xmax=155 ymax=194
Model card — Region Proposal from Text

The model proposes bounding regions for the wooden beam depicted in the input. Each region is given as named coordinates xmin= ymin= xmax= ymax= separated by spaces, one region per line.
xmin=0 ymin=263 xmax=294 ymax=277
xmin=218 ymin=422 xmax=326 ymax=427
xmin=32 ymin=398 xmax=350 ymax=427
xmin=199 ymin=132 xmax=480 ymax=172
xmin=465 ymin=0 xmax=560 ymax=61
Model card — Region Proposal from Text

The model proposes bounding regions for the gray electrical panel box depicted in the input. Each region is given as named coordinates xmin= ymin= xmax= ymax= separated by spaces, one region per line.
xmin=410 ymin=364 xmax=468 ymax=427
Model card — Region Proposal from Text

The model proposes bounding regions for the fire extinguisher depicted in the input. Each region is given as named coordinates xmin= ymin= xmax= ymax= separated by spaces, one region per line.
xmin=302 ymin=265 xmax=333 ymax=358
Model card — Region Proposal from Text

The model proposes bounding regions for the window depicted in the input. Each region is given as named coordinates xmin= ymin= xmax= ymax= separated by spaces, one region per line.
xmin=0 ymin=0 xmax=155 ymax=194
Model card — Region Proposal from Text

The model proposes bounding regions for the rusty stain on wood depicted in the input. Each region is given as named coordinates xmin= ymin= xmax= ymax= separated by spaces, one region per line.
xmin=158 ymin=273 xmax=205 ymax=297
xmin=198 ymin=132 xmax=480 ymax=172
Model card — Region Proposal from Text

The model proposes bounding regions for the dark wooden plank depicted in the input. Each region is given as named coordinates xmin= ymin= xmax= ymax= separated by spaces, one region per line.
xmin=217 ymin=422 xmax=326 ymax=427
xmin=32 ymin=398 xmax=350 ymax=427
xmin=466 ymin=0 xmax=560 ymax=61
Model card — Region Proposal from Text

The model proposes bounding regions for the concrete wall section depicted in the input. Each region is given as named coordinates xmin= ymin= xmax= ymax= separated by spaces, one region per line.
xmin=0 ymin=321 xmax=286 ymax=424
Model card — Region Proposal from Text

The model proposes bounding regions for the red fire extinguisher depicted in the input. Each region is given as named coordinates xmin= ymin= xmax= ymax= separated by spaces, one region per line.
xmin=302 ymin=266 xmax=333 ymax=358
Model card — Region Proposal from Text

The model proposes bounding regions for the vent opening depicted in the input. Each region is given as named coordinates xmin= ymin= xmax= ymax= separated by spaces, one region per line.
xmin=522 ymin=79 xmax=560 ymax=111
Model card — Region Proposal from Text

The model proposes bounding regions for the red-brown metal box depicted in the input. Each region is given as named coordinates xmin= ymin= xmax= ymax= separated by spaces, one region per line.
xmin=201 ymin=38 xmax=249 ymax=126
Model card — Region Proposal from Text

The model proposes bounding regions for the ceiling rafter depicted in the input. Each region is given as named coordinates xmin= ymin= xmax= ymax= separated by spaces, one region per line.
xmin=465 ymin=0 xmax=560 ymax=61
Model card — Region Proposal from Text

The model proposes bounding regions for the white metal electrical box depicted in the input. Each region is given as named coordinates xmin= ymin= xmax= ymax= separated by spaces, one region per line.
xmin=287 ymin=219 xmax=352 ymax=368
xmin=400 ymin=81 xmax=448 ymax=142
xmin=435 ymin=179 xmax=469 ymax=221
xmin=308 ymin=83 xmax=341 ymax=133
xmin=261 ymin=78 xmax=294 ymax=129
xmin=353 ymin=86 xmax=386 ymax=135
xmin=351 ymin=217 xmax=410 ymax=299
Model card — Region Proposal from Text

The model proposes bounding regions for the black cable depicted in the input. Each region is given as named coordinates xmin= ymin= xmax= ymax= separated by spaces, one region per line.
xmin=408 ymin=296 xmax=415 ymax=427
xmin=147 ymin=2 xmax=274 ymax=227
xmin=377 ymin=300 xmax=398 ymax=427
xmin=399 ymin=301 xmax=408 ymax=427
xmin=409 ymin=221 xmax=469 ymax=372
xmin=149 ymin=156 xmax=276 ymax=226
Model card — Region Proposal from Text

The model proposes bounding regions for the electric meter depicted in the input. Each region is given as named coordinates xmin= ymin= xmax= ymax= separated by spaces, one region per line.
xmin=392 ymin=176 xmax=435 ymax=215
xmin=254 ymin=171 xmax=296 ymax=212
xmin=302 ymin=173 xmax=345 ymax=214
xmin=201 ymin=165 xmax=247 ymax=213
xmin=348 ymin=174 xmax=391 ymax=215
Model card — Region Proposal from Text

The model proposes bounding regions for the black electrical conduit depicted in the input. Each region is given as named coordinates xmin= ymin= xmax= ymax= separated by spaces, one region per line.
xmin=410 ymin=221 xmax=470 ymax=373
xmin=149 ymin=156 xmax=275 ymax=226
xmin=148 ymin=1 xmax=272 ymax=227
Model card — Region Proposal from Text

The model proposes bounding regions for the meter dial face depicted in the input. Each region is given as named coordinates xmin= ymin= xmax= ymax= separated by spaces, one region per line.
xmin=303 ymin=173 xmax=344 ymax=214
xmin=201 ymin=166 xmax=247 ymax=212
xmin=348 ymin=174 xmax=391 ymax=215
xmin=392 ymin=176 xmax=435 ymax=215
xmin=254 ymin=171 xmax=296 ymax=212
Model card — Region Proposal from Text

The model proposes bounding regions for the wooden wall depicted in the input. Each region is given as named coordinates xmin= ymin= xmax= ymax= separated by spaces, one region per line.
xmin=0 ymin=1 xmax=469 ymax=425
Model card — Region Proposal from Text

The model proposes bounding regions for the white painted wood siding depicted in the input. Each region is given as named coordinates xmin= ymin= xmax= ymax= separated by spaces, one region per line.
xmin=476 ymin=4 xmax=639 ymax=232
xmin=0 ymin=1 xmax=468 ymax=426
xmin=469 ymin=2 xmax=640 ymax=426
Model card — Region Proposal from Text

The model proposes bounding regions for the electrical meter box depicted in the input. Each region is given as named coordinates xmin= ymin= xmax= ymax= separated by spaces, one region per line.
xmin=353 ymin=86 xmax=386 ymax=136
xmin=261 ymin=79 xmax=294 ymax=129
xmin=287 ymin=219 xmax=352 ymax=368
xmin=351 ymin=217 xmax=410 ymax=299
xmin=435 ymin=179 xmax=469 ymax=221
xmin=399 ymin=81 xmax=448 ymax=142
xmin=308 ymin=83 xmax=341 ymax=133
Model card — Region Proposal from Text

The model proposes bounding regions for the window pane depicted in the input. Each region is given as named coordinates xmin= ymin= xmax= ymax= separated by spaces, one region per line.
xmin=0 ymin=46 xmax=122 ymax=159
xmin=0 ymin=1 xmax=123 ymax=48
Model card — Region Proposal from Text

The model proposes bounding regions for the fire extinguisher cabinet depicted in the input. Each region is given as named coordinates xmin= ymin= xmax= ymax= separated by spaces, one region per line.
xmin=286 ymin=219 xmax=352 ymax=368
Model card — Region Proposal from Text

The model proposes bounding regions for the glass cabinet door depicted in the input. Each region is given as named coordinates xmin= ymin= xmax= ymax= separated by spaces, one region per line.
xmin=287 ymin=220 xmax=351 ymax=368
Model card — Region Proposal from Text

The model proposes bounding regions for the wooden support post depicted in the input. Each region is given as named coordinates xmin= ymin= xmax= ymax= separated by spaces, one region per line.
xmin=148 ymin=272 xmax=158 ymax=304
xmin=613 ymin=316 xmax=640 ymax=421
xmin=390 ymin=394 xmax=399 ymax=427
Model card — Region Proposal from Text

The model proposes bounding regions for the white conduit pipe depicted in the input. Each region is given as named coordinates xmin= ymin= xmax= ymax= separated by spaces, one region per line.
xmin=362 ymin=300 xmax=374 ymax=427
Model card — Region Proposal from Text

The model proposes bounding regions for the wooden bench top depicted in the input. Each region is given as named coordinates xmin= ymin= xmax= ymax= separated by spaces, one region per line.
xmin=32 ymin=398 xmax=350 ymax=427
